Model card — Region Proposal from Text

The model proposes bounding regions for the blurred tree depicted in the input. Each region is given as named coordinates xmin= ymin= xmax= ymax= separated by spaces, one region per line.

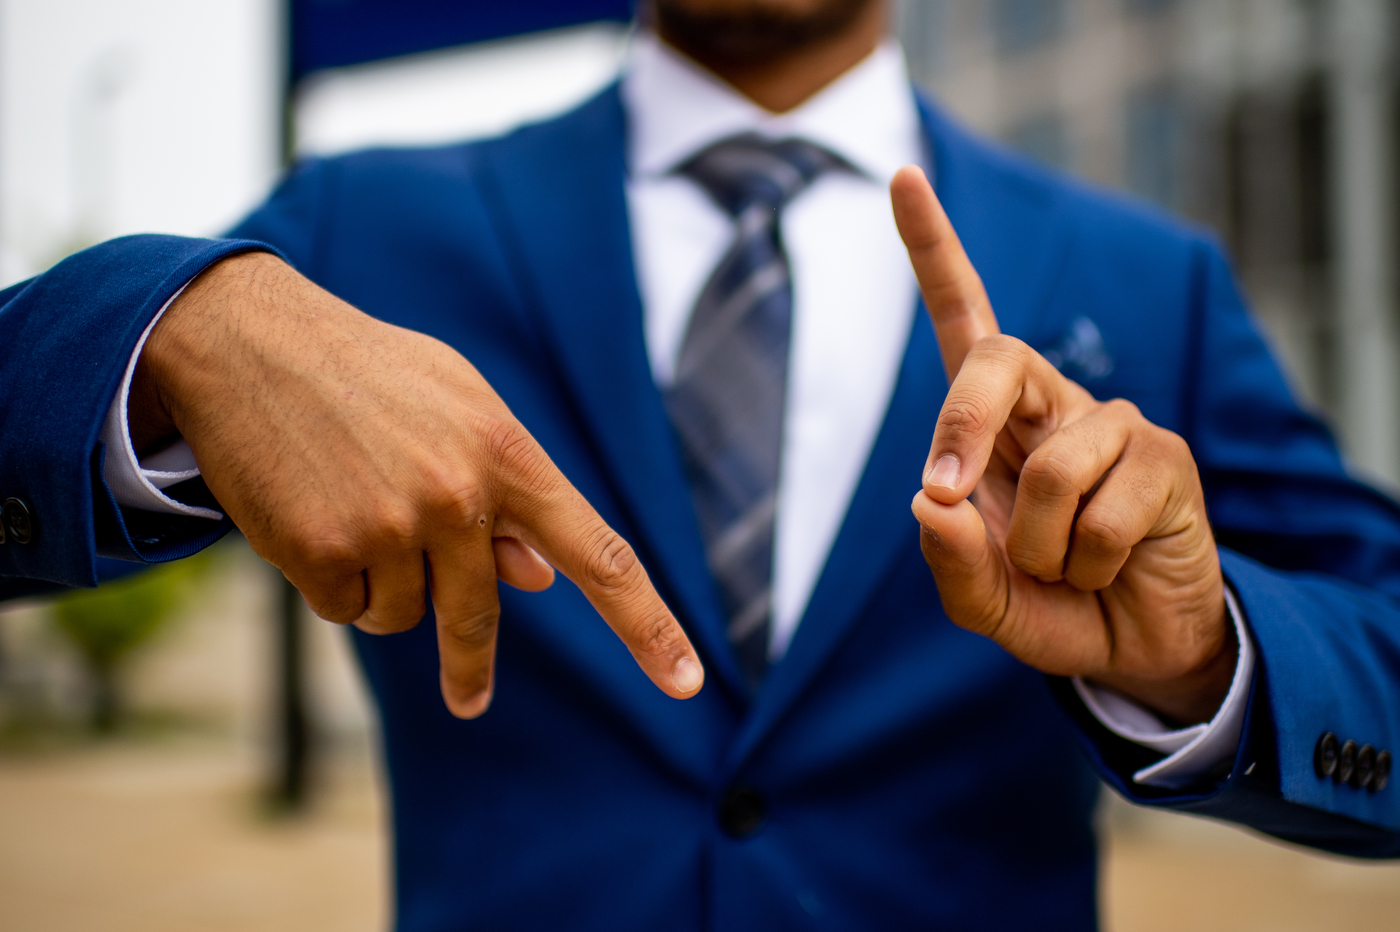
xmin=48 ymin=553 xmax=215 ymax=733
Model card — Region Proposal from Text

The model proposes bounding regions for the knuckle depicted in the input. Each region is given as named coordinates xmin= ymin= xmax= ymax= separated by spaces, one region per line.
xmin=370 ymin=503 xmax=419 ymax=548
xmin=585 ymin=529 xmax=640 ymax=595
xmin=1006 ymin=537 xmax=1063 ymax=578
xmin=437 ymin=486 xmax=488 ymax=532
xmin=974 ymin=333 xmax=1030 ymax=368
xmin=296 ymin=530 xmax=362 ymax=574
xmin=934 ymin=290 xmax=977 ymax=320
xmin=301 ymin=582 xmax=362 ymax=624
xmin=636 ymin=611 xmax=684 ymax=657
xmin=479 ymin=415 xmax=536 ymax=474
xmin=369 ymin=593 xmax=428 ymax=632
xmin=1076 ymin=509 xmax=1133 ymax=556
xmin=938 ymin=394 xmax=994 ymax=444
xmin=1020 ymin=449 xmax=1080 ymax=501
xmin=1159 ymin=428 xmax=1193 ymax=462
xmin=444 ymin=604 xmax=501 ymax=652
xmin=1103 ymin=397 xmax=1143 ymax=423
xmin=417 ymin=465 xmax=487 ymax=532
xmin=1133 ymin=423 xmax=1195 ymax=477
xmin=927 ymin=280 xmax=986 ymax=327
xmin=312 ymin=601 xmax=358 ymax=626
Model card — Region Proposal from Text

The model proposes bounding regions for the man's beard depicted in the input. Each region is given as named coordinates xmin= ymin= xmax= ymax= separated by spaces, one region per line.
xmin=651 ymin=0 xmax=879 ymax=65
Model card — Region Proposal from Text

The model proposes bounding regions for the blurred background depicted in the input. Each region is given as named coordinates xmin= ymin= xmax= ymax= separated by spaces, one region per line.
xmin=3 ymin=0 xmax=1400 ymax=929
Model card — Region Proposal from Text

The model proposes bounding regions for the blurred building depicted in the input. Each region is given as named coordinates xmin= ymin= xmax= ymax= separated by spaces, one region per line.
xmin=898 ymin=0 xmax=1400 ymax=486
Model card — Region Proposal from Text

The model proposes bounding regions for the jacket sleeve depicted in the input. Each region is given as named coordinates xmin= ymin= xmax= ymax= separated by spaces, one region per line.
xmin=0 ymin=234 xmax=285 ymax=600
xmin=1059 ymin=239 xmax=1400 ymax=857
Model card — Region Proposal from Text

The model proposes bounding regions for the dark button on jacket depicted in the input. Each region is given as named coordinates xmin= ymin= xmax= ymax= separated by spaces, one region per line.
xmin=718 ymin=786 xmax=767 ymax=839
xmin=2 ymin=497 xmax=33 ymax=544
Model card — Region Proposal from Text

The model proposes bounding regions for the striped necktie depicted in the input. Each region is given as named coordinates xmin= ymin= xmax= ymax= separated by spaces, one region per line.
xmin=665 ymin=134 xmax=846 ymax=691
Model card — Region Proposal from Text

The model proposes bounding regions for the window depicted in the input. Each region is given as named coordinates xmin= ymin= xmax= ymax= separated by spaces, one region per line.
xmin=992 ymin=0 xmax=1067 ymax=54
xmin=897 ymin=0 xmax=950 ymax=85
xmin=1123 ymin=0 xmax=1177 ymax=15
xmin=1125 ymin=84 xmax=1182 ymax=209
xmin=1006 ymin=113 xmax=1072 ymax=170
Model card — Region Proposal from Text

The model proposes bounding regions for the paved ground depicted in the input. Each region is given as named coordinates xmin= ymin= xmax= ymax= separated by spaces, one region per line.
xmin=1101 ymin=794 xmax=1400 ymax=931
xmin=2 ymin=737 xmax=1398 ymax=931
xmin=0 ymin=740 xmax=385 ymax=932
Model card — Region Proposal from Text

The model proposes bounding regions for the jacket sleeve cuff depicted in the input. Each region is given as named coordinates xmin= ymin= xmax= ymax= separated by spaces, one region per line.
xmin=1073 ymin=585 xmax=1255 ymax=789
xmin=99 ymin=282 xmax=221 ymax=521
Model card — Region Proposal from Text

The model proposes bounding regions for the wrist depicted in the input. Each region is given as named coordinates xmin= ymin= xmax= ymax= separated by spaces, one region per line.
xmin=129 ymin=251 xmax=289 ymax=452
xmin=1090 ymin=602 xmax=1239 ymax=728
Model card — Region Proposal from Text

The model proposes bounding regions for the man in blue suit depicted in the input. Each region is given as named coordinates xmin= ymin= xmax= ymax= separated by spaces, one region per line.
xmin=3 ymin=0 xmax=1399 ymax=926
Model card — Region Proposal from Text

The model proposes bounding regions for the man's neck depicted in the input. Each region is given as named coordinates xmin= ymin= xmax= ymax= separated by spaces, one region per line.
xmin=656 ymin=2 xmax=888 ymax=114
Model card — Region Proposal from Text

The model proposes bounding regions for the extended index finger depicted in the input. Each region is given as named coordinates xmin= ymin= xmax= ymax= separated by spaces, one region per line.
xmin=891 ymin=165 xmax=1000 ymax=380
xmin=493 ymin=433 xmax=704 ymax=700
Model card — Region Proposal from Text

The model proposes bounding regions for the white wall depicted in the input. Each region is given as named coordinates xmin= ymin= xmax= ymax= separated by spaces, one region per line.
xmin=0 ymin=7 xmax=630 ymax=290
xmin=293 ymin=22 xmax=629 ymax=157
xmin=0 ymin=0 xmax=281 ymax=288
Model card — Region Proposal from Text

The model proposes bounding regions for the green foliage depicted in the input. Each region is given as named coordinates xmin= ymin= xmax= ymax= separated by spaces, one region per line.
xmin=48 ymin=551 xmax=217 ymax=731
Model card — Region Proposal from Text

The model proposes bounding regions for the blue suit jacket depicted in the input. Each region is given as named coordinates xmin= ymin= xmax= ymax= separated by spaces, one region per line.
xmin=4 ymin=87 xmax=1400 ymax=929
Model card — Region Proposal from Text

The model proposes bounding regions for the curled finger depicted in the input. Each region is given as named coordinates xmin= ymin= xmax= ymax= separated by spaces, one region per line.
xmin=1006 ymin=400 xmax=1137 ymax=583
xmin=353 ymin=551 xmax=429 ymax=634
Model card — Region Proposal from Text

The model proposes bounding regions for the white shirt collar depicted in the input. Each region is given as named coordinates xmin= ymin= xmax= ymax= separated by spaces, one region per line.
xmin=621 ymin=32 xmax=924 ymax=184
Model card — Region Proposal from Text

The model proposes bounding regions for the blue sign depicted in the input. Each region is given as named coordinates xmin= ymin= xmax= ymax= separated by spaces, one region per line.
xmin=292 ymin=0 xmax=635 ymax=81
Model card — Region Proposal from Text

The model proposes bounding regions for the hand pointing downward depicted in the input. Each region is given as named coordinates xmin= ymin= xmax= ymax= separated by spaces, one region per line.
xmin=132 ymin=252 xmax=704 ymax=720
xmin=890 ymin=166 xmax=1236 ymax=727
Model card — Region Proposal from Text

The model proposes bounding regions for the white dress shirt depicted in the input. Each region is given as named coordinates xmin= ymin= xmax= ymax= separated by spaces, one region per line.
xmin=623 ymin=33 xmax=922 ymax=659
xmin=103 ymin=32 xmax=1253 ymax=787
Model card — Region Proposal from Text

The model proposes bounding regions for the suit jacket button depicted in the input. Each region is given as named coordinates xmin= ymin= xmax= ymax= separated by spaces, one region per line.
xmin=1336 ymin=740 xmax=1359 ymax=785
xmin=1315 ymin=732 xmax=1339 ymax=778
xmin=1372 ymin=751 xmax=1392 ymax=792
xmin=1353 ymin=744 xmax=1377 ymax=789
xmin=2 ymin=498 xmax=33 ymax=545
xmin=718 ymin=786 xmax=766 ymax=839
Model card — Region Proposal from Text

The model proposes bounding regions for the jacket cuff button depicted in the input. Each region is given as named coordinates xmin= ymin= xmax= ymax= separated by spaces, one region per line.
xmin=1353 ymin=744 xmax=1377 ymax=789
xmin=1372 ymin=751 xmax=1391 ymax=793
xmin=1336 ymin=739 xmax=1359 ymax=785
xmin=1315 ymin=732 xmax=1339 ymax=778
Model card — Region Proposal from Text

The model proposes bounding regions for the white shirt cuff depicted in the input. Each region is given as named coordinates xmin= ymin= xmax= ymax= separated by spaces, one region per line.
xmin=1073 ymin=586 xmax=1255 ymax=790
xmin=100 ymin=285 xmax=222 ymax=522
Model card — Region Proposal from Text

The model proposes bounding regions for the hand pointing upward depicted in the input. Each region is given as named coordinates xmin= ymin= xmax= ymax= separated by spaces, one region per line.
xmin=890 ymin=166 xmax=1236 ymax=727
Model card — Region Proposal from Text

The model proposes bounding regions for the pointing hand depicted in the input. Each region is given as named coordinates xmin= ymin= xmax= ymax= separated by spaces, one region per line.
xmin=131 ymin=252 xmax=704 ymax=718
xmin=891 ymin=166 xmax=1234 ymax=726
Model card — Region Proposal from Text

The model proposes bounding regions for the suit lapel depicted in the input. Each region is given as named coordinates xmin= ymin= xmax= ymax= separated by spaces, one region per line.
xmin=473 ymin=88 xmax=748 ymax=699
xmin=726 ymin=97 xmax=1077 ymax=769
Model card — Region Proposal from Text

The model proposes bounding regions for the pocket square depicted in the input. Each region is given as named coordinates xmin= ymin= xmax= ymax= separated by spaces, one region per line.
xmin=1042 ymin=317 xmax=1113 ymax=381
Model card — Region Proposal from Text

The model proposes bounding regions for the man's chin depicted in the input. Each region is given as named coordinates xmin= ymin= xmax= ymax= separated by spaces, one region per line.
xmin=652 ymin=0 xmax=878 ymax=65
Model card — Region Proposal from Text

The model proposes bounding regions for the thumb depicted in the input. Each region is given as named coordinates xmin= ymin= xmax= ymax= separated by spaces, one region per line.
xmin=891 ymin=165 xmax=1000 ymax=381
xmin=911 ymin=491 xmax=1008 ymax=638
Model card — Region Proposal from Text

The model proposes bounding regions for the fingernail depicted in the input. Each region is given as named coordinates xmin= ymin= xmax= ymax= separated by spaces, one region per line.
xmin=672 ymin=657 xmax=703 ymax=694
xmin=927 ymin=454 xmax=961 ymax=490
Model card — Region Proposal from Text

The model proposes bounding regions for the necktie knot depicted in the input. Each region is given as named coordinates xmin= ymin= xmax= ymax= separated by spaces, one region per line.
xmin=677 ymin=133 xmax=846 ymax=218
